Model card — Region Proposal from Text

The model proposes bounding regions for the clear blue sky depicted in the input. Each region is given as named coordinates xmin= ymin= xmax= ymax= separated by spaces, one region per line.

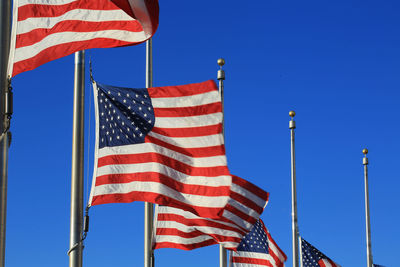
xmin=6 ymin=1 xmax=400 ymax=266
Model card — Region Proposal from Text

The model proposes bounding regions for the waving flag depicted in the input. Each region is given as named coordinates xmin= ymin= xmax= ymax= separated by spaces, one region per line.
xmin=301 ymin=237 xmax=341 ymax=267
xmin=89 ymin=80 xmax=232 ymax=219
xmin=153 ymin=175 xmax=269 ymax=250
xmin=231 ymin=219 xmax=287 ymax=267
xmin=8 ymin=0 xmax=159 ymax=77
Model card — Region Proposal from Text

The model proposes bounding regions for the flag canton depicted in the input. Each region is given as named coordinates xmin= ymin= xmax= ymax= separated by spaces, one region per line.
xmin=237 ymin=220 xmax=269 ymax=254
xmin=96 ymin=83 xmax=155 ymax=148
xmin=301 ymin=238 xmax=329 ymax=267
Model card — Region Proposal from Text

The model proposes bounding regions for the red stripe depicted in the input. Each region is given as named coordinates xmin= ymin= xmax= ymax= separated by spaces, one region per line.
xmin=153 ymin=239 xmax=217 ymax=251
xmin=98 ymin=152 xmax=230 ymax=176
xmin=148 ymin=80 xmax=218 ymax=98
xmin=95 ymin=172 xmax=231 ymax=197
xmin=157 ymin=213 xmax=245 ymax=235
xmin=153 ymin=102 xmax=222 ymax=117
xmin=145 ymin=135 xmax=226 ymax=158
xmin=151 ymin=124 xmax=222 ymax=137
xmin=232 ymin=256 xmax=273 ymax=267
xmin=16 ymin=20 xmax=143 ymax=48
xmin=13 ymin=38 xmax=143 ymax=76
xmin=156 ymin=228 xmax=210 ymax=238
xmin=91 ymin=191 xmax=226 ymax=219
xmin=232 ymin=175 xmax=269 ymax=202
xmin=18 ymin=0 xmax=119 ymax=21
xmin=319 ymin=260 xmax=328 ymax=267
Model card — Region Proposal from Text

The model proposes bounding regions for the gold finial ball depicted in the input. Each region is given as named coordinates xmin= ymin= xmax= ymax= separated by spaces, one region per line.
xmin=289 ymin=110 xmax=296 ymax=117
xmin=363 ymin=148 xmax=368 ymax=155
xmin=217 ymin=58 xmax=225 ymax=66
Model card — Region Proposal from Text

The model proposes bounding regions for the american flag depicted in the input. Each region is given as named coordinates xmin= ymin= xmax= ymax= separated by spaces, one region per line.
xmin=7 ymin=0 xmax=159 ymax=77
xmin=153 ymin=175 xmax=269 ymax=250
xmin=231 ymin=219 xmax=287 ymax=267
xmin=88 ymin=80 xmax=233 ymax=220
xmin=301 ymin=237 xmax=341 ymax=267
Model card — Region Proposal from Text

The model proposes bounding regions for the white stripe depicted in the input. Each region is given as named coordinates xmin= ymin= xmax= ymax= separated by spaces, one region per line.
xmin=222 ymin=209 xmax=252 ymax=231
xmin=154 ymin=113 xmax=222 ymax=128
xmin=97 ymin=162 xmax=231 ymax=185
xmin=157 ymin=220 xmax=242 ymax=238
xmin=148 ymin=131 xmax=224 ymax=148
xmin=151 ymin=91 xmax=220 ymax=108
xmin=18 ymin=0 xmax=78 ymax=6
xmin=231 ymin=183 xmax=267 ymax=210
xmin=17 ymin=9 xmax=135 ymax=34
xmin=158 ymin=206 xmax=243 ymax=231
xmin=321 ymin=259 xmax=333 ymax=267
xmin=92 ymin=181 xmax=229 ymax=208
xmin=232 ymin=251 xmax=274 ymax=267
xmin=14 ymin=29 xmax=147 ymax=62
xmin=98 ymin=143 xmax=227 ymax=168
xmin=88 ymin=83 xmax=101 ymax=206
xmin=268 ymin=240 xmax=286 ymax=263
xmin=155 ymin=234 xmax=214 ymax=245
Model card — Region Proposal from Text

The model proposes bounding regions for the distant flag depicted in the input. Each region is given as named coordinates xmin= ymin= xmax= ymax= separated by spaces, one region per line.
xmin=7 ymin=0 xmax=159 ymax=77
xmin=301 ymin=237 xmax=340 ymax=267
xmin=372 ymin=265 xmax=385 ymax=267
xmin=153 ymin=175 xmax=269 ymax=250
xmin=230 ymin=219 xmax=287 ymax=267
xmin=88 ymin=80 xmax=233 ymax=219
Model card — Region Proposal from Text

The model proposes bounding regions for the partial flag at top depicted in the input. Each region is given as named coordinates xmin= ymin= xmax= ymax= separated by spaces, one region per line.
xmin=89 ymin=80 xmax=232 ymax=220
xmin=301 ymin=237 xmax=341 ymax=267
xmin=7 ymin=0 xmax=159 ymax=77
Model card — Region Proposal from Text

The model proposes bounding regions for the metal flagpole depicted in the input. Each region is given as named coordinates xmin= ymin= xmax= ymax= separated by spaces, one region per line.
xmin=69 ymin=50 xmax=85 ymax=267
xmin=0 ymin=1 xmax=11 ymax=267
xmin=217 ymin=58 xmax=227 ymax=267
xmin=144 ymin=38 xmax=154 ymax=267
xmin=289 ymin=111 xmax=299 ymax=267
xmin=363 ymin=148 xmax=373 ymax=267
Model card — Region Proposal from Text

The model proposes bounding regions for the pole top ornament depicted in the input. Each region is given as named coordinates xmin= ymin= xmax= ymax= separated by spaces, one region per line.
xmin=289 ymin=110 xmax=296 ymax=118
xmin=217 ymin=58 xmax=225 ymax=67
xmin=363 ymin=148 xmax=368 ymax=155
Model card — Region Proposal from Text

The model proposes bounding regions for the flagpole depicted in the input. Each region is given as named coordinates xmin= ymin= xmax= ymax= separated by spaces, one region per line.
xmin=363 ymin=148 xmax=373 ymax=267
xmin=217 ymin=58 xmax=227 ymax=267
xmin=298 ymin=235 xmax=303 ymax=267
xmin=69 ymin=50 xmax=85 ymax=267
xmin=0 ymin=1 xmax=11 ymax=267
xmin=289 ymin=111 xmax=299 ymax=267
xmin=144 ymin=38 xmax=154 ymax=267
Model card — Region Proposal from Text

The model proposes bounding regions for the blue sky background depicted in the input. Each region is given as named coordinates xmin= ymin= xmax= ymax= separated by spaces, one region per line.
xmin=5 ymin=0 xmax=400 ymax=266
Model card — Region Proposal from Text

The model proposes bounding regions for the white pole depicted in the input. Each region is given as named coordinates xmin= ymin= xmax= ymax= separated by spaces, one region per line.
xmin=217 ymin=58 xmax=227 ymax=267
xmin=289 ymin=111 xmax=299 ymax=267
xmin=69 ymin=50 xmax=85 ymax=267
xmin=363 ymin=149 xmax=373 ymax=267
xmin=144 ymin=38 xmax=154 ymax=267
